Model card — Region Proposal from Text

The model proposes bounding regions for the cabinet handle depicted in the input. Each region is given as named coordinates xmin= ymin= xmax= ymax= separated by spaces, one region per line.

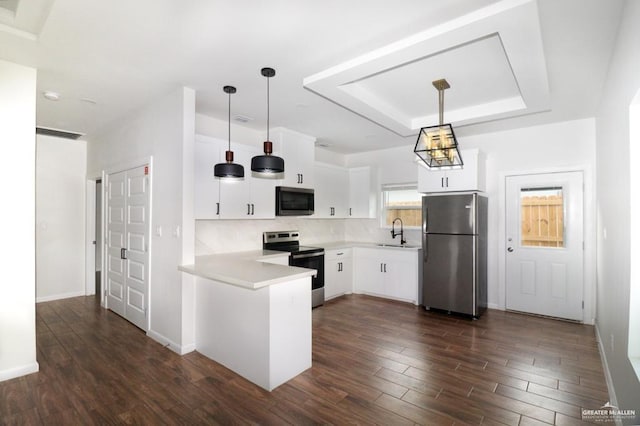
xmin=247 ymin=203 xmax=251 ymax=215
xmin=380 ymin=263 xmax=383 ymax=272
xmin=446 ymin=177 xmax=449 ymax=187
xmin=441 ymin=177 xmax=444 ymax=188
xmin=120 ymin=248 xmax=127 ymax=260
xmin=216 ymin=202 xmax=220 ymax=215
xmin=300 ymin=174 xmax=304 ymax=184
xmin=251 ymin=203 xmax=255 ymax=215
xmin=349 ymin=207 xmax=352 ymax=216
xmin=384 ymin=263 xmax=387 ymax=273
xmin=338 ymin=262 xmax=342 ymax=272
xmin=337 ymin=252 xmax=344 ymax=256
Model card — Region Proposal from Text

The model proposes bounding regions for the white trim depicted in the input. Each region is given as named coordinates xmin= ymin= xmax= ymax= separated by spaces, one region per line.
xmin=487 ymin=302 xmax=502 ymax=310
xmin=498 ymin=164 xmax=595 ymax=324
xmin=595 ymin=324 xmax=619 ymax=420
xmin=147 ymin=329 xmax=195 ymax=355
xmin=36 ymin=290 xmax=86 ymax=303
xmin=85 ymin=180 xmax=96 ymax=296
xmin=0 ymin=362 xmax=39 ymax=382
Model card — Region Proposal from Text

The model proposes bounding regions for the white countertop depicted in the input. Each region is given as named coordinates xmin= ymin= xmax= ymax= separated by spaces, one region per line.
xmin=179 ymin=250 xmax=316 ymax=290
xmin=180 ymin=242 xmax=420 ymax=290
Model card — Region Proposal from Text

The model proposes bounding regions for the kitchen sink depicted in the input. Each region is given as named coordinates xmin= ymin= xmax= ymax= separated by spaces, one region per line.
xmin=376 ymin=243 xmax=417 ymax=248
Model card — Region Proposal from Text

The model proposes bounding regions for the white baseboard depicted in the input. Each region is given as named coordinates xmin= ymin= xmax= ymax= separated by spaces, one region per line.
xmin=0 ymin=362 xmax=39 ymax=382
xmin=147 ymin=329 xmax=195 ymax=355
xmin=595 ymin=324 xmax=619 ymax=410
xmin=36 ymin=290 xmax=86 ymax=303
xmin=487 ymin=302 xmax=503 ymax=310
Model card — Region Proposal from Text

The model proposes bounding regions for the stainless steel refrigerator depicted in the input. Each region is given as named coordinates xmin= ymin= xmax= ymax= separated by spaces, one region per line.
xmin=422 ymin=192 xmax=487 ymax=318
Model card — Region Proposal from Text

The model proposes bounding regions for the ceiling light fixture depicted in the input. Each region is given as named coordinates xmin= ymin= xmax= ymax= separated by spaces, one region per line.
xmin=214 ymin=85 xmax=244 ymax=181
xmin=43 ymin=91 xmax=60 ymax=101
xmin=413 ymin=79 xmax=463 ymax=168
xmin=251 ymin=67 xmax=284 ymax=175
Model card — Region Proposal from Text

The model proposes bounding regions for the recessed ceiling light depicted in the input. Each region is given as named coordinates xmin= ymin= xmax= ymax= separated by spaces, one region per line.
xmin=233 ymin=114 xmax=253 ymax=123
xmin=43 ymin=91 xmax=60 ymax=101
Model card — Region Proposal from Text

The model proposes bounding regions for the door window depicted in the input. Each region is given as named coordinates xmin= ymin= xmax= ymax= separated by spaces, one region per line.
xmin=520 ymin=187 xmax=564 ymax=248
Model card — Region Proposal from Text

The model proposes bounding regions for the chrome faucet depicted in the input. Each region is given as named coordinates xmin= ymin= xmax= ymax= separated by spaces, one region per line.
xmin=390 ymin=217 xmax=406 ymax=245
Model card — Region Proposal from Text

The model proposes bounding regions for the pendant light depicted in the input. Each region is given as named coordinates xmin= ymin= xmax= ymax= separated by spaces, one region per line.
xmin=251 ymin=67 xmax=285 ymax=175
xmin=214 ymin=85 xmax=244 ymax=180
xmin=413 ymin=79 xmax=463 ymax=168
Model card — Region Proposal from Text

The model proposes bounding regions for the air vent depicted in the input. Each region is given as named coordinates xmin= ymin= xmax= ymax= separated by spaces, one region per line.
xmin=36 ymin=127 xmax=84 ymax=140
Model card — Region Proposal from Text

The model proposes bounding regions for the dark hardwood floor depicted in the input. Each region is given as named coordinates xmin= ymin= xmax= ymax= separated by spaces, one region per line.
xmin=1 ymin=295 xmax=609 ymax=425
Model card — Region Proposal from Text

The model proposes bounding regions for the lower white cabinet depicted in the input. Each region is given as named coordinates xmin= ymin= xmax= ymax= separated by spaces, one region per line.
xmin=353 ymin=247 xmax=420 ymax=304
xmin=324 ymin=248 xmax=352 ymax=300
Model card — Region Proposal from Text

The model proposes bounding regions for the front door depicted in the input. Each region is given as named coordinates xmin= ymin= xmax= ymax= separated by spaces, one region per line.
xmin=106 ymin=165 xmax=150 ymax=330
xmin=505 ymin=171 xmax=584 ymax=321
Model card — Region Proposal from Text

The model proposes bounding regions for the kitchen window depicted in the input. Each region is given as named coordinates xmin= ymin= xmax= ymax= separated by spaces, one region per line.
xmin=381 ymin=184 xmax=422 ymax=227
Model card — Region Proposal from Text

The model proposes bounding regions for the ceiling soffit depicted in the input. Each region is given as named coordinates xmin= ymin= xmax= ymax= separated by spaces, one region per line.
xmin=0 ymin=0 xmax=54 ymax=40
xmin=303 ymin=0 xmax=549 ymax=137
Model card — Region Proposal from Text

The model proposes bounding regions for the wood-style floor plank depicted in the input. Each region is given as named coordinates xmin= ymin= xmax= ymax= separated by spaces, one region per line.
xmin=0 ymin=294 xmax=610 ymax=425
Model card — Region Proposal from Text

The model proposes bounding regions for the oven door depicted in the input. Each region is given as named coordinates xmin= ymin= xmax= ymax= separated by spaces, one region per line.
xmin=289 ymin=252 xmax=324 ymax=307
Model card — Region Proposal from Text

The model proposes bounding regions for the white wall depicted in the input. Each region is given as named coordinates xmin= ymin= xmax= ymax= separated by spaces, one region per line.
xmin=594 ymin=0 xmax=640 ymax=417
xmin=36 ymin=135 xmax=87 ymax=302
xmin=87 ymin=87 xmax=196 ymax=354
xmin=346 ymin=118 xmax=597 ymax=321
xmin=0 ymin=60 xmax=38 ymax=381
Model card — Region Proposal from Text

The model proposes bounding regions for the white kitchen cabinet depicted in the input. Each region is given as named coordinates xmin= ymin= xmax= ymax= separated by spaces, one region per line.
xmin=324 ymin=248 xmax=352 ymax=300
xmin=194 ymin=134 xmax=276 ymax=220
xmin=353 ymin=247 xmax=420 ymax=304
xmin=194 ymin=135 xmax=223 ymax=219
xmin=348 ymin=166 xmax=377 ymax=218
xmin=314 ymin=163 xmax=348 ymax=218
xmin=270 ymin=127 xmax=316 ymax=188
xmin=418 ymin=148 xmax=485 ymax=193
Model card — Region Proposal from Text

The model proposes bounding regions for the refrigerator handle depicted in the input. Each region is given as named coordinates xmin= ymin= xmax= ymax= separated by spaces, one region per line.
xmin=422 ymin=199 xmax=428 ymax=233
xmin=423 ymin=233 xmax=428 ymax=263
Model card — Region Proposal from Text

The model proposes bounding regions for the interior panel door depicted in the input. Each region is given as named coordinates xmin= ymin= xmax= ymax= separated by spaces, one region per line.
xmin=105 ymin=164 xmax=150 ymax=331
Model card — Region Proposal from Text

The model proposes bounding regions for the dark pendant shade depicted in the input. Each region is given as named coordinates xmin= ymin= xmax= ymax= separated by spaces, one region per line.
xmin=214 ymin=85 xmax=245 ymax=180
xmin=251 ymin=154 xmax=284 ymax=173
xmin=214 ymin=152 xmax=245 ymax=180
xmin=251 ymin=67 xmax=285 ymax=175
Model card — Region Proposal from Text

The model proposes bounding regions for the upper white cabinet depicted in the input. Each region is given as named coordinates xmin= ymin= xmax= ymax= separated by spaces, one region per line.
xmin=271 ymin=127 xmax=315 ymax=188
xmin=418 ymin=148 xmax=485 ymax=193
xmin=194 ymin=134 xmax=276 ymax=220
xmin=194 ymin=135 xmax=222 ymax=219
xmin=348 ymin=166 xmax=377 ymax=218
xmin=314 ymin=163 xmax=348 ymax=218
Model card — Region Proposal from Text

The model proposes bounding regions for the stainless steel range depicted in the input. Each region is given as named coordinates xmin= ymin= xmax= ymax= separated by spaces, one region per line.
xmin=263 ymin=231 xmax=324 ymax=308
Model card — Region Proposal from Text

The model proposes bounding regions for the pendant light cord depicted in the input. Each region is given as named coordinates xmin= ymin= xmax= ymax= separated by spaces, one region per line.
xmin=266 ymin=74 xmax=270 ymax=142
xmin=228 ymin=90 xmax=231 ymax=151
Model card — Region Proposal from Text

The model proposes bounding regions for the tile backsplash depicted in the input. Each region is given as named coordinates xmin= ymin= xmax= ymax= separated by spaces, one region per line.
xmin=195 ymin=218 xmax=422 ymax=255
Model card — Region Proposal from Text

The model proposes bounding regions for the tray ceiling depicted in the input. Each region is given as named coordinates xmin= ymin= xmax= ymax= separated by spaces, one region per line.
xmin=303 ymin=0 xmax=549 ymax=137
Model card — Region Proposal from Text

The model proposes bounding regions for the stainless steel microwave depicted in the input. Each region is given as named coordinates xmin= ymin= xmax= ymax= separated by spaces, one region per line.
xmin=275 ymin=186 xmax=314 ymax=216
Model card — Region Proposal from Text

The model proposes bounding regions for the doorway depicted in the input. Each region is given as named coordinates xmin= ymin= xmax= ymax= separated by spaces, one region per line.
xmin=505 ymin=171 xmax=584 ymax=321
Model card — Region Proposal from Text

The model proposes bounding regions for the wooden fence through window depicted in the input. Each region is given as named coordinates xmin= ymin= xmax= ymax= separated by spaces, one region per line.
xmin=521 ymin=195 xmax=564 ymax=247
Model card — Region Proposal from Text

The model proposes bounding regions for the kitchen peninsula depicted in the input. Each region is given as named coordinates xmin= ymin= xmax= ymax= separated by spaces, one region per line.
xmin=179 ymin=250 xmax=316 ymax=391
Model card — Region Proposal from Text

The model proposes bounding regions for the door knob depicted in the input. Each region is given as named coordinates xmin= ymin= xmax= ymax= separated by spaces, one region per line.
xmin=507 ymin=247 xmax=514 ymax=252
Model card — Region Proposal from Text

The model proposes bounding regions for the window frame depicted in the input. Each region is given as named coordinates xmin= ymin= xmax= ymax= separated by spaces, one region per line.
xmin=379 ymin=183 xmax=422 ymax=229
